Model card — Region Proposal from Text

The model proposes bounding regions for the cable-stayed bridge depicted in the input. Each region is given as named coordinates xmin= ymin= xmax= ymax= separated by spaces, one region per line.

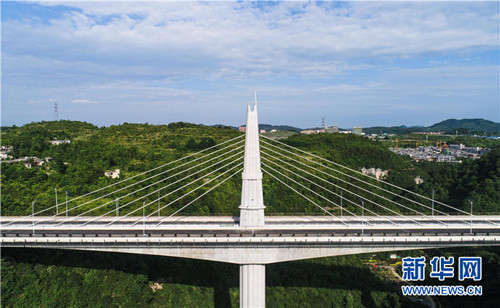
xmin=2 ymin=99 xmax=499 ymax=307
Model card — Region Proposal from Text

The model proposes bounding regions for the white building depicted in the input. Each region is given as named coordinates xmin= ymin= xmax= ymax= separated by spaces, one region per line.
xmin=361 ymin=167 xmax=388 ymax=180
xmin=50 ymin=139 xmax=71 ymax=145
xmin=104 ymin=169 xmax=120 ymax=179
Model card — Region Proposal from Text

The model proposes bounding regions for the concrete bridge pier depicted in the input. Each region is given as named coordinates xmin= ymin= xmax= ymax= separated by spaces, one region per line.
xmin=240 ymin=264 xmax=265 ymax=308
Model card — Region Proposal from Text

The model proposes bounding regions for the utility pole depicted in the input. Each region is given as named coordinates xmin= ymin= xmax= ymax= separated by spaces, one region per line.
xmin=432 ymin=190 xmax=435 ymax=218
xmin=55 ymin=188 xmax=59 ymax=215
xmin=360 ymin=199 xmax=365 ymax=235
xmin=158 ymin=191 xmax=160 ymax=217
xmin=65 ymin=191 xmax=68 ymax=218
xmin=116 ymin=199 xmax=119 ymax=216
xmin=340 ymin=191 xmax=343 ymax=218
xmin=467 ymin=198 xmax=473 ymax=234
xmin=32 ymin=199 xmax=38 ymax=235
xmin=143 ymin=199 xmax=147 ymax=236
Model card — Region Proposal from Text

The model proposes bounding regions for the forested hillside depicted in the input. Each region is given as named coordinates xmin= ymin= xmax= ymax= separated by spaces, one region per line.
xmin=429 ymin=118 xmax=500 ymax=133
xmin=3 ymin=121 xmax=498 ymax=216
xmin=1 ymin=121 xmax=499 ymax=307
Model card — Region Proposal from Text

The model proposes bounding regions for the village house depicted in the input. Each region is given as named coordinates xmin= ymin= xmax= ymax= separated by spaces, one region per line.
xmin=104 ymin=169 xmax=120 ymax=179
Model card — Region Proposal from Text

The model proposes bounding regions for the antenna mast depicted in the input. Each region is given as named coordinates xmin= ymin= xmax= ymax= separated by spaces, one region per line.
xmin=54 ymin=103 xmax=59 ymax=121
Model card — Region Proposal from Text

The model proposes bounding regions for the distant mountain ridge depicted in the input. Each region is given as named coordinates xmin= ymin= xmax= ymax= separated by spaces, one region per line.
xmin=429 ymin=118 xmax=500 ymax=132
xmin=235 ymin=123 xmax=302 ymax=132
xmin=4 ymin=119 xmax=497 ymax=135
xmin=257 ymin=119 xmax=500 ymax=135
xmin=362 ymin=118 xmax=500 ymax=135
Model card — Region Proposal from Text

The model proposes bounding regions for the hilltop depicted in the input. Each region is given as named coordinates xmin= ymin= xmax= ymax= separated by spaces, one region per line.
xmin=363 ymin=118 xmax=500 ymax=135
xmin=235 ymin=124 xmax=302 ymax=132
xmin=429 ymin=118 xmax=500 ymax=132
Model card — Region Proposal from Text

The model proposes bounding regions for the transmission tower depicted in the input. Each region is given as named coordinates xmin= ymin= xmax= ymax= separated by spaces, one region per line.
xmin=54 ymin=103 xmax=59 ymax=121
xmin=321 ymin=117 xmax=325 ymax=128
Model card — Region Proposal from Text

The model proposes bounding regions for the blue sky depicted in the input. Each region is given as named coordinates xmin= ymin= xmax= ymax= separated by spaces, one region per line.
xmin=1 ymin=1 xmax=499 ymax=128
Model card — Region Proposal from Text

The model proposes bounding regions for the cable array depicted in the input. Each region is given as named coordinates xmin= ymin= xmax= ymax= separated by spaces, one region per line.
xmin=259 ymin=135 xmax=497 ymax=226
xmin=7 ymin=129 xmax=496 ymax=231
xmin=7 ymin=135 xmax=245 ymax=226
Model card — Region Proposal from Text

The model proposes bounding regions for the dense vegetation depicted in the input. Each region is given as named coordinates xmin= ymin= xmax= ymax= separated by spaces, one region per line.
xmin=3 ymin=121 xmax=498 ymax=217
xmin=2 ymin=247 xmax=499 ymax=307
xmin=1 ymin=121 xmax=241 ymax=216
xmin=1 ymin=120 xmax=499 ymax=307
xmin=265 ymin=133 xmax=500 ymax=214
xmin=258 ymin=124 xmax=302 ymax=132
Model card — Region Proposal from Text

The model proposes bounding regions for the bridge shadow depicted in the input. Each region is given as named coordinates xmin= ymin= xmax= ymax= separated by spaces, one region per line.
xmin=2 ymin=248 xmax=393 ymax=307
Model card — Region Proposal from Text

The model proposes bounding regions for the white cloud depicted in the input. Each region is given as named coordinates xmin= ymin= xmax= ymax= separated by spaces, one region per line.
xmin=71 ymin=99 xmax=97 ymax=104
xmin=1 ymin=1 xmax=498 ymax=127
xmin=28 ymin=98 xmax=57 ymax=105
xmin=3 ymin=1 xmax=498 ymax=81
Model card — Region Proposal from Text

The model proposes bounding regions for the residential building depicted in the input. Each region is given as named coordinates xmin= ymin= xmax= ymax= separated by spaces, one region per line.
xmin=104 ymin=169 xmax=120 ymax=179
xmin=50 ymin=139 xmax=71 ymax=145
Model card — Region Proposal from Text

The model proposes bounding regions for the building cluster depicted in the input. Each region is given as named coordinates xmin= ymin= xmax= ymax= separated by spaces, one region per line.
xmin=392 ymin=144 xmax=490 ymax=162
xmin=360 ymin=167 xmax=388 ymax=180
xmin=0 ymin=146 xmax=13 ymax=159
xmin=2 ymin=145 xmax=57 ymax=167
xmin=366 ymin=133 xmax=396 ymax=140
xmin=2 ymin=143 xmax=122 ymax=179
xmin=239 ymin=125 xmax=365 ymax=136
xmin=239 ymin=126 xmax=266 ymax=134
xmin=300 ymin=126 xmax=366 ymax=136
xmin=50 ymin=139 xmax=71 ymax=145
xmin=23 ymin=157 xmax=53 ymax=168
xmin=104 ymin=169 xmax=120 ymax=179
xmin=1 ymin=156 xmax=53 ymax=168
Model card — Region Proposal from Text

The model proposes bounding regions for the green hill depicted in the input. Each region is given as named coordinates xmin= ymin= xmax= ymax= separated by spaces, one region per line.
xmin=429 ymin=118 xmax=500 ymax=133
xmin=237 ymin=124 xmax=302 ymax=132
xmin=363 ymin=118 xmax=500 ymax=135
xmin=1 ymin=120 xmax=499 ymax=307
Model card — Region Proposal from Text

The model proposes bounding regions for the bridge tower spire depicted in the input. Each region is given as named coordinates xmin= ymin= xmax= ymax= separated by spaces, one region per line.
xmin=239 ymin=97 xmax=265 ymax=228
xmin=239 ymin=93 xmax=266 ymax=308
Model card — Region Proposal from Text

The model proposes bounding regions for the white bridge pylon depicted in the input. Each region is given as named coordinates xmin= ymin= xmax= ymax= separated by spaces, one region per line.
xmin=239 ymin=99 xmax=266 ymax=228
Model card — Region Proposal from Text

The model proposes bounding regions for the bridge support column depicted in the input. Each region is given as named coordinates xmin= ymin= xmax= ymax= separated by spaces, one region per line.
xmin=240 ymin=264 xmax=265 ymax=308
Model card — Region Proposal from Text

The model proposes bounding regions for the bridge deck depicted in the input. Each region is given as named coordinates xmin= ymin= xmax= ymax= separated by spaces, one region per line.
xmin=2 ymin=218 xmax=500 ymax=264
xmin=2 ymin=216 xmax=499 ymax=237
